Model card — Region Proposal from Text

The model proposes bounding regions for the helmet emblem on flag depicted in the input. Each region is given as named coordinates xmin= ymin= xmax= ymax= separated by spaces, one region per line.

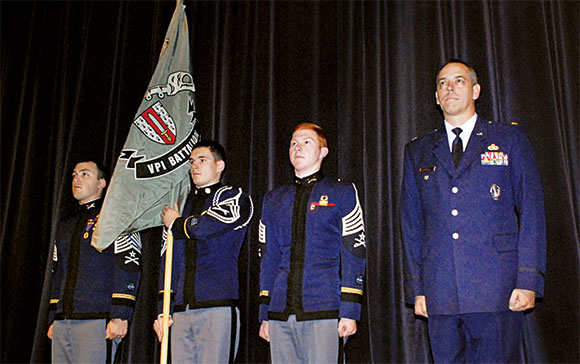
xmin=133 ymin=101 xmax=177 ymax=145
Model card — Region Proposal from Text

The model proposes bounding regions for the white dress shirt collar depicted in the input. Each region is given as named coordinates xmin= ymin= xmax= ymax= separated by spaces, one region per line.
xmin=444 ymin=113 xmax=478 ymax=152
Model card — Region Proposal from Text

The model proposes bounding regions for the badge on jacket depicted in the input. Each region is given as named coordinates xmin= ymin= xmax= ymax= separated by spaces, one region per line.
xmin=490 ymin=184 xmax=501 ymax=200
xmin=310 ymin=195 xmax=336 ymax=210
xmin=481 ymin=151 xmax=508 ymax=166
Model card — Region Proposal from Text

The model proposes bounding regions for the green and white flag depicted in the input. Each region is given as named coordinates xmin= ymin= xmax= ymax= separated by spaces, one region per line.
xmin=92 ymin=1 xmax=199 ymax=250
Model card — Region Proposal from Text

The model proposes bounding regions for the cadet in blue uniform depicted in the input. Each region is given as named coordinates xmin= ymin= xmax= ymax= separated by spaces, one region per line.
xmin=401 ymin=60 xmax=546 ymax=363
xmin=47 ymin=160 xmax=141 ymax=363
xmin=154 ymin=140 xmax=253 ymax=363
xmin=258 ymin=123 xmax=366 ymax=363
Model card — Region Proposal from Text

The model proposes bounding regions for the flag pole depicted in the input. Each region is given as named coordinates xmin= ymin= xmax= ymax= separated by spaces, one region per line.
xmin=160 ymin=229 xmax=174 ymax=364
xmin=161 ymin=5 xmax=182 ymax=362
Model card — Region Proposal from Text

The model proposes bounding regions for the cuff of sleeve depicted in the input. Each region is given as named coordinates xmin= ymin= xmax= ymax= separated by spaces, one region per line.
xmin=516 ymin=269 xmax=545 ymax=297
xmin=110 ymin=305 xmax=134 ymax=322
xmin=339 ymin=301 xmax=361 ymax=321
xmin=404 ymin=278 xmax=424 ymax=304
xmin=171 ymin=216 xmax=188 ymax=239
xmin=259 ymin=304 xmax=269 ymax=322
xmin=157 ymin=290 xmax=175 ymax=315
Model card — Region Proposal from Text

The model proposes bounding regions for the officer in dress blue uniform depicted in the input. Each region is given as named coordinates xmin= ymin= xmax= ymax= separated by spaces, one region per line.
xmin=153 ymin=140 xmax=253 ymax=363
xmin=258 ymin=123 xmax=366 ymax=363
xmin=47 ymin=160 xmax=141 ymax=363
xmin=401 ymin=60 xmax=546 ymax=363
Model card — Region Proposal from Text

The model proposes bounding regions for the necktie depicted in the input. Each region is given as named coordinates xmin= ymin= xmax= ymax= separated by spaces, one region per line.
xmin=452 ymin=127 xmax=463 ymax=168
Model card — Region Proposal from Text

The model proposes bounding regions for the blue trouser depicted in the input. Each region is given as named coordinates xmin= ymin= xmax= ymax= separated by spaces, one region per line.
xmin=52 ymin=319 xmax=120 ymax=364
xmin=269 ymin=315 xmax=340 ymax=364
xmin=171 ymin=306 xmax=240 ymax=363
xmin=428 ymin=311 xmax=523 ymax=363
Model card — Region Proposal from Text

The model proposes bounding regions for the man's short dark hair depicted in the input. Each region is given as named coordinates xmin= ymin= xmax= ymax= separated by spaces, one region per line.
xmin=76 ymin=159 xmax=109 ymax=181
xmin=436 ymin=58 xmax=478 ymax=87
xmin=192 ymin=140 xmax=226 ymax=164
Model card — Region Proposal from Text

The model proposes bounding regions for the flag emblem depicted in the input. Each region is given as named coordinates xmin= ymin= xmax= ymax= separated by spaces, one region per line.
xmin=92 ymin=3 xmax=198 ymax=250
xmin=134 ymin=102 xmax=177 ymax=145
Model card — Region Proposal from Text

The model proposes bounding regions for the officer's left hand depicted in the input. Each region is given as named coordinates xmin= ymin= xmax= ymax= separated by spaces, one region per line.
xmin=338 ymin=318 xmax=357 ymax=337
xmin=509 ymin=288 xmax=536 ymax=311
xmin=105 ymin=318 xmax=128 ymax=340
xmin=161 ymin=202 xmax=181 ymax=228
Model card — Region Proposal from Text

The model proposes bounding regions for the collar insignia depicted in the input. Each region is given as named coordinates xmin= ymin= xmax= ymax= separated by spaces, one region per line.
xmin=487 ymin=144 xmax=500 ymax=151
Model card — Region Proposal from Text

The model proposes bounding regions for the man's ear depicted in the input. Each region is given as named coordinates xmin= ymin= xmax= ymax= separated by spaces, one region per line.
xmin=435 ymin=91 xmax=440 ymax=105
xmin=319 ymin=147 xmax=329 ymax=160
xmin=216 ymin=160 xmax=225 ymax=173
xmin=472 ymin=84 xmax=481 ymax=100
xmin=98 ymin=178 xmax=107 ymax=190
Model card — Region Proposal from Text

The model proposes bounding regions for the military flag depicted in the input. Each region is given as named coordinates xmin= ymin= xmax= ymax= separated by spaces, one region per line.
xmin=92 ymin=0 xmax=199 ymax=250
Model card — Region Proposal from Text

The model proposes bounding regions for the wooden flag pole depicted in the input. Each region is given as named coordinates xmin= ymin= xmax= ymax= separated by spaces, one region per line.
xmin=160 ymin=229 xmax=174 ymax=364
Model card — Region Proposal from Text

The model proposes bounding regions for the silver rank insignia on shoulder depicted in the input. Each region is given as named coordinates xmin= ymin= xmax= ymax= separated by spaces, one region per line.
xmin=490 ymin=184 xmax=501 ymax=200
xmin=487 ymin=144 xmax=499 ymax=151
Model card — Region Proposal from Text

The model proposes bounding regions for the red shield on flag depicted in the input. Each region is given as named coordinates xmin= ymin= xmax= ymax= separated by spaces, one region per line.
xmin=133 ymin=101 xmax=177 ymax=145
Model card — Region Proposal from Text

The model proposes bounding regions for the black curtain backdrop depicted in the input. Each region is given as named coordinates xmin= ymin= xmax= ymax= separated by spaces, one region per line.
xmin=1 ymin=1 xmax=578 ymax=363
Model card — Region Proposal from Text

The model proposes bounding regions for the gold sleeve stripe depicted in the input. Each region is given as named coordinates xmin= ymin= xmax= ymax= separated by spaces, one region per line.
xmin=259 ymin=290 xmax=269 ymax=297
xmin=201 ymin=210 xmax=208 ymax=216
xmin=183 ymin=217 xmax=192 ymax=239
xmin=112 ymin=293 xmax=136 ymax=301
xmin=341 ymin=287 xmax=363 ymax=295
xmin=158 ymin=290 xmax=174 ymax=294
xmin=49 ymin=299 xmax=59 ymax=304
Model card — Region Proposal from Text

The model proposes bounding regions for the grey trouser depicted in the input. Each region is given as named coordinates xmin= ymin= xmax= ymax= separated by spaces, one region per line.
xmin=52 ymin=319 xmax=119 ymax=364
xmin=269 ymin=315 xmax=339 ymax=364
xmin=171 ymin=306 xmax=240 ymax=363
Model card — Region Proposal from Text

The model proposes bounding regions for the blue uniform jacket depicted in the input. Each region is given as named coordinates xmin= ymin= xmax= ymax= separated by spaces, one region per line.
xmin=49 ymin=198 xmax=142 ymax=323
xmin=258 ymin=177 xmax=366 ymax=322
xmin=159 ymin=185 xmax=253 ymax=313
xmin=401 ymin=117 xmax=546 ymax=315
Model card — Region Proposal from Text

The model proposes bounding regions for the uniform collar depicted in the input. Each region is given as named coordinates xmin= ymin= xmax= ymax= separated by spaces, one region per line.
xmin=194 ymin=182 xmax=222 ymax=197
xmin=294 ymin=170 xmax=323 ymax=186
xmin=444 ymin=113 xmax=478 ymax=152
xmin=78 ymin=198 xmax=102 ymax=212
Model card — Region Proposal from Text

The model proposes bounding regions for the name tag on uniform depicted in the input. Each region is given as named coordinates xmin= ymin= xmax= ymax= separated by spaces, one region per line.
xmin=419 ymin=166 xmax=436 ymax=173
